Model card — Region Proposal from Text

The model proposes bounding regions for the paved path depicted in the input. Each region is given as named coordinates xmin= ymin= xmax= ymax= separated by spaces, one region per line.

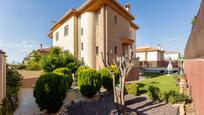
xmin=14 ymin=88 xmax=40 ymax=115
xmin=14 ymin=87 xmax=82 ymax=115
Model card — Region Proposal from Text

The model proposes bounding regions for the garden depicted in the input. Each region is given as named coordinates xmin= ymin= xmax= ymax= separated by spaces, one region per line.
xmin=3 ymin=47 xmax=189 ymax=115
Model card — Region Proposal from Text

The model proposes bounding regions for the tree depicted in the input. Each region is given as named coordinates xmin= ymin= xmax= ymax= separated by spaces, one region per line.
xmin=101 ymin=51 xmax=135 ymax=114
xmin=31 ymin=51 xmax=42 ymax=63
xmin=63 ymin=51 xmax=81 ymax=74
xmin=40 ymin=47 xmax=81 ymax=73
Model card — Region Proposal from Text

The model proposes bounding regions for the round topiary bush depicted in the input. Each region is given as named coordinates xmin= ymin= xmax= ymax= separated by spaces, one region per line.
xmin=77 ymin=68 xmax=102 ymax=98
xmin=100 ymin=67 xmax=112 ymax=92
xmin=33 ymin=73 xmax=67 ymax=114
xmin=99 ymin=66 xmax=119 ymax=92
xmin=125 ymin=83 xmax=139 ymax=95
xmin=53 ymin=68 xmax=73 ymax=88
xmin=75 ymin=66 xmax=89 ymax=81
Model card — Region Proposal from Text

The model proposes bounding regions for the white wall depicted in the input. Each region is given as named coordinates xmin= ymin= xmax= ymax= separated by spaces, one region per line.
xmin=53 ymin=17 xmax=75 ymax=54
xmin=137 ymin=51 xmax=160 ymax=61
xmin=164 ymin=53 xmax=179 ymax=60
xmin=147 ymin=51 xmax=158 ymax=61
xmin=136 ymin=52 xmax=145 ymax=61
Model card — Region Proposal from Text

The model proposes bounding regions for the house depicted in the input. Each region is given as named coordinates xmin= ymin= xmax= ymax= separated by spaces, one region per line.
xmin=23 ymin=48 xmax=50 ymax=64
xmin=184 ymin=0 xmax=204 ymax=114
xmin=136 ymin=46 xmax=165 ymax=67
xmin=164 ymin=51 xmax=181 ymax=61
xmin=48 ymin=0 xmax=139 ymax=70
xmin=0 ymin=50 xmax=6 ymax=104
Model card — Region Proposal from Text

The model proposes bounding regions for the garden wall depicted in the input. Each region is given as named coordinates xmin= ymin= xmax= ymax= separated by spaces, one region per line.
xmin=184 ymin=60 xmax=204 ymax=115
xmin=184 ymin=0 xmax=204 ymax=114
xmin=18 ymin=70 xmax=42 ymax=88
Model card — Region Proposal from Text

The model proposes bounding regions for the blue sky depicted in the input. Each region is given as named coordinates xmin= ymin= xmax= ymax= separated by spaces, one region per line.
xmin=0 ymin=0 xmax=201 ymax=63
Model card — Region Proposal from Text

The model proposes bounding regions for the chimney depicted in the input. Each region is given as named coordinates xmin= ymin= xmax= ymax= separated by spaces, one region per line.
xmin=40 ymin=44 xmax=43 ymax=49
xmin=157 ymin=44 xmax=162 ymax=50
xmin=124 ymin=1 xmax=130 ymax=12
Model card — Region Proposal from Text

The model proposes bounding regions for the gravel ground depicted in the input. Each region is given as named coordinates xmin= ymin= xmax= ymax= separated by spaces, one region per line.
xmin=62 ymin=92 xmax=179 ymax=115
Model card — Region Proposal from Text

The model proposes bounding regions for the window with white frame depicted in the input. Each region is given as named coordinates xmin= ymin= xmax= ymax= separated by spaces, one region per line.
xmin=56 ymin=32 xmax=59 ymax=41
xmin=64 ymin=25 xmax=69 ymax=36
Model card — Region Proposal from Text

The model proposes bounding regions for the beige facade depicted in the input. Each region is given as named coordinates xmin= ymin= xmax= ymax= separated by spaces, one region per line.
xmin=136 ymin=46 xmax=165 ymax=67
xmin=0 ymin=50 xmax=6 ymax=104
xmin=48 ymin=0 xmax=139 ymax=69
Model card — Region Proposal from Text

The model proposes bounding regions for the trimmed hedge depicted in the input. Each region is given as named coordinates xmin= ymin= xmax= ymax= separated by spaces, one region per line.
xmin=77 ymin=68 xmax=102 ymax=98
xmin=33 ymin=73 xmax=67 ymax=114
xmin=53 ymin=68 xmax=73 ymax=88
xmin=125 ymin=83 xmax=139 ymax=95
xmin=99 ymin=66 xmax=119 ymax=92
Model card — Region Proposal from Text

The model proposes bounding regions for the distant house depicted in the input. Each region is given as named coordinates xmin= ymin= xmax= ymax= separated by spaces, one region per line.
xmin=164 ymin=51 xmax=181 ymax=61
xmin=23 ymin=48 xmax=50 ymax=64
xmin=184 ymin=0 xmax=204 ymax=114
xmin=136 ymin=46 xmax=164 ymax=67
xmin=0 ymin=50 xmax=6 ymax=104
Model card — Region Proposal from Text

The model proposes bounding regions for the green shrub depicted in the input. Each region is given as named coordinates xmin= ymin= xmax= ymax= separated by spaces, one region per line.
xmin=100 ymin=67 xmax=112 ymax=92
xmin=6 ymin=67 xmax=22 ymax=114
xmin=99 ymin=66 xmax=119 ymax=92
xmin=26 ymin=61 xmax=41 ymax=71
xmin=53 ymin=68 xmax=73 ymax=88
xmin=77 ymin=68 xmax=102 ymax=98
xmin=166 ymin=91 xmax=188 ymax=104
xmin=125 ymin=83 xmax=139 ymax=95
xmin=34 ymin=73 xmax=67 ymax=114
xmin=16 ymin=64 xmax=27 ymax=70
xmin=40 ymin=47 xmax=81 ymax=73
xmin=158 ymin=91 xmax=169 ymax=102
xmin=147 ymin=85 xmax=160 ymax=101
xmin=110 ymin=65 xmax=119 ymax=77
xmin=157 ymin=90 xmax=188 ymax=104
xmin=75 ymin=66 xmax=89 ymax=81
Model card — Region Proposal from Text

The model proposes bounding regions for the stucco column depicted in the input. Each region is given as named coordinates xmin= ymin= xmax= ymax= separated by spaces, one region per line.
xmin=83 ymin=12 xmax=96 ymax=68
xmin=0 ymin=51 xmax=6 ymax=104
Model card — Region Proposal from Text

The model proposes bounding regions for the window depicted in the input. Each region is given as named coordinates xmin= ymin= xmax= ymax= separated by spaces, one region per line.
xmin=114 ymin=46 xmax=117 ymax=54
xmin=129 ymin=30 xmax=132 ymax=38
xmin=130 ymin=45 xmax=133 ymax=49
xmin=114 ymin=16 xmax=117 ymax=24
xmin=81 ymin=28 xmax=83 ymax=36
xmin=81 ymin=43 xmax=84 ymax=51
xmin=96 ymin=11 xmax=100 ymax=24
xmin=81 ymin=57 xmax=84 ymax=65
xmin=64 ymin=25 xmax=69 ymax=36
xmin=55 ymin=32 xmax=59 ymax=41
xmin=96 ymin=46 xmax=99 ymax=55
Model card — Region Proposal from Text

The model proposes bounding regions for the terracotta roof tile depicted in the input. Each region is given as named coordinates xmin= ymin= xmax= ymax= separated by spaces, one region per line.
xmin=0 ymin=49 xmax=5 ymax=54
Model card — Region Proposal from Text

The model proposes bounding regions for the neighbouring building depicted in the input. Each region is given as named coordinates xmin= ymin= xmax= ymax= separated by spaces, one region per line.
xmin=23 ymin=47 xmax=50 ymax=64
xmin=48 ymin=0 xmax=139 ymax=71
xmin=136 ymin=46 xmax=165 ymax=67
xmin=0 ymin=50 xmax=6 ymax=104
xmin=164 ymin=51 xmax=181 ymax=61
xmin=184 ymin=0 xmax=204 ymax=114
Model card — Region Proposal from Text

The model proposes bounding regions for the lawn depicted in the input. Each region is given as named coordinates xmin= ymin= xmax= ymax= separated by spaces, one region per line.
xmin=138 ymin=73 xmax=179 ymax=96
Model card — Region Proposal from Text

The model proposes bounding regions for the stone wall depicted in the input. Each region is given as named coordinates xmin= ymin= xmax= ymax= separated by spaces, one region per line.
xmin=0 ymin=50 xmax=6 ymax=104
